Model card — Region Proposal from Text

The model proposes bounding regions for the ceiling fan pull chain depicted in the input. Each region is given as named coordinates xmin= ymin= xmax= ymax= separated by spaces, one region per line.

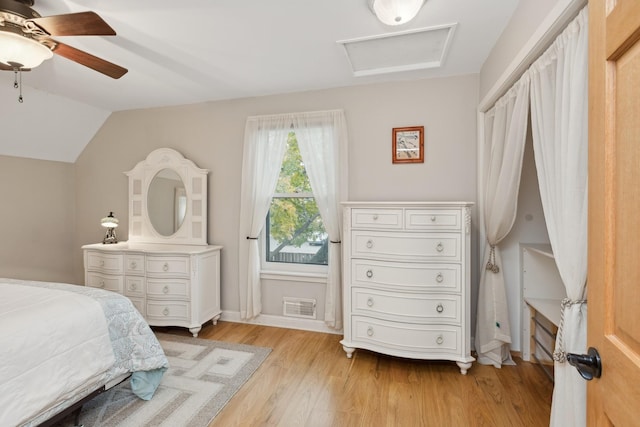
xmin=12 ymin=69 xmax=24 ymax=103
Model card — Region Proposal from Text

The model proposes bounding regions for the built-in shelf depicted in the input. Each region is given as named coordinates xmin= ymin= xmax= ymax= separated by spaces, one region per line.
xmin=520 ymin=243 xmax=567 ymax=381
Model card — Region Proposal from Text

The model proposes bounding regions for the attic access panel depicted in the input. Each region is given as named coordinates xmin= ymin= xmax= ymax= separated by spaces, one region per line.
xmin=338 ymin=24 xmax=457 ymax=76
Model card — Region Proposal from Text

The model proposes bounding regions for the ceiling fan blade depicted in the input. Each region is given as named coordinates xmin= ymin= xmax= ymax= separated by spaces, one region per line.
xmin=30 ymin=12 xmax=116 ymax=36
xmin=52 ymin=41 xmax=127 ymax=79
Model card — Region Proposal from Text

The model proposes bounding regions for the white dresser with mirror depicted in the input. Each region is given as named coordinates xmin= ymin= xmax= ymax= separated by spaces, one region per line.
xmin=83 ymin=148 xmax=222 ymax=337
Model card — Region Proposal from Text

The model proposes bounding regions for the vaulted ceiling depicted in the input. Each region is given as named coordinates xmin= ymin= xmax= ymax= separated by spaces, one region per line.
xmin=0 ymin=0 xmax=519 ymax=162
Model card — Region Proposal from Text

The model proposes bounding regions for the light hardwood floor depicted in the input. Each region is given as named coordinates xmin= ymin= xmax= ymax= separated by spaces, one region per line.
xmin=162 ymin=321 xmax=553 ymax=427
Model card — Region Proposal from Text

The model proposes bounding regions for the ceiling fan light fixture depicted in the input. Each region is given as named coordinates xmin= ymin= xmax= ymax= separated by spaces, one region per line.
xmin=369 ymin=0 xmax=426 ymax=26
xmin=0 ymin=30 xmax=52 ymax=69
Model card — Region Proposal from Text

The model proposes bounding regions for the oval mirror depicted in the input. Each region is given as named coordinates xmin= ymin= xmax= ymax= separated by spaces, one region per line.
xmin=147 ymin=168 xmax=187 ymax=236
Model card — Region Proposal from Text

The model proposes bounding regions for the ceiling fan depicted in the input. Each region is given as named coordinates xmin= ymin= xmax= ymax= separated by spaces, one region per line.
xmin=0 ymin=0 xmax=127 ymax=79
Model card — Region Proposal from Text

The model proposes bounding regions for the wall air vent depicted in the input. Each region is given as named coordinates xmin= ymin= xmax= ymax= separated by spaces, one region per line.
xmin=338 ymin=23 xmax=457 ymax=77
xmin=283 ymin=297 xmax=317 ymax=319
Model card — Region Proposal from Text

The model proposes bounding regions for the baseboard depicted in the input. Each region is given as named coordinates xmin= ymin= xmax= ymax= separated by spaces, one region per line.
xmin=220 ymin=310 xmax=343 ymax=335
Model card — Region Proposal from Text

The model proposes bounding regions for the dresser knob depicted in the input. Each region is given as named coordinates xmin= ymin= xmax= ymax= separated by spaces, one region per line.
xmin=366 ymin=269 xmax=373 ymax=278
xmin=99 ymin=281 xmax=105 ymax=288
xmin=131 ymin=283 xmax=137 ymax=290
xmin=163 ymin=262 xmax=169 ymax=272
xmin=163 ymin=286 xmax=169 ymax=294
xmin=366 ymin=240 xmax=374 ymax=249
xmin=431 ymin=216 xmax=437 ymax=222
xmin=436 ymin=273 xmax=444 ymax=283
xmin=130 ymin=261 xmax=137 ymax=269
xmin=100 ymin=260 xmax=105 ymax=267
xmin=367 ymin=297 xmax=374 ymax=307
xmin=163 ymin=307 xmax=170 ymax=316
xmin=373 ymin=214 xmax=379 ymax=220
xmin=436 ymin=242 xmax=444 ymax=252
xmin=436 ymin=303 xmax=444 ymax=313
xmin=436 ymin=335 xmax=444 ymax=345
xmin=367 ymin=327 xmax=374 ymax=337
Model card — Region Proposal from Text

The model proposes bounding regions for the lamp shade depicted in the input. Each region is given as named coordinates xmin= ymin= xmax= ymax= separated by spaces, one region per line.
xmin=0 ymin=31 xmax=53 ymax=68
xmin=370 ymin=0 xmax=426 ymax=26
xmin=101 ymin=212 xmax=119 ymax=228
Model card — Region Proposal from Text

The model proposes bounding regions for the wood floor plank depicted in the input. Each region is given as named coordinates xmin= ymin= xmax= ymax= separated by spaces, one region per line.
xmin=159 ymin=322 xmax=552 ymax=427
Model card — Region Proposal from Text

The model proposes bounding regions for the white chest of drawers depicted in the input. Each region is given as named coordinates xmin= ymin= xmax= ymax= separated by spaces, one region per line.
xmin=83 ymin=242 xmax=222 ymax=337
xmin=341 ymin=202 xmax=474 ymax=374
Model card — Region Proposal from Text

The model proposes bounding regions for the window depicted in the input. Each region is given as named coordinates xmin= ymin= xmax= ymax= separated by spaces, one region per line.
xmin=264 ymin=132 xmax=328 ymax=269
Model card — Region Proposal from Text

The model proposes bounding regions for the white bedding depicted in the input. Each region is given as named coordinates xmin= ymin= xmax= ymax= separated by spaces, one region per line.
xmin=0 ymin=279 xmax=169 ymax=427
xmin=0 ymin=282 xmax=115 ymax=427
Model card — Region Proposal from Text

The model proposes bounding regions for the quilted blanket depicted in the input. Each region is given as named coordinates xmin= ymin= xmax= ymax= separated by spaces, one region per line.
xmin=0 ymin=278 xmax=169 ymax=426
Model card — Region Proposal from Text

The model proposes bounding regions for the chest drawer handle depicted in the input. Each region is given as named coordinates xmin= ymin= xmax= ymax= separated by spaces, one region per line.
xmin=373 ymin=214 xmax=379 ymax=220
xmin=130 ymin=261 xmax=137 ymax=269
xmin=367 ymin=327 xmax=374 ymax=337
xmin=163 ymin=262 xmax=169 ymax=272
xmin=99 ymin=280 xmax=105 ymax=288
xmin=436 ymin=303 xmax=444 ymax=313
xmin=436 ymin=273 xmax=444 ymax=283
xmin=436 ymin=335 xmax=444 ymax=345
xmin=163 ymin=286 xmax=170 ymax=294
xmin=367 ymin=297 xmax=374 ymax=307
xmin=366 ymin=240 xmax=374 ymax=249
xmin=366 ymin=269 xmax=373 ymax=278
xmin=431 ymin=216 xmax=437 ymax=222
xmin=100 ymin=260 xmax=105 ymax=267
xmin=163 ymin=307 xmax=170 ymax=316
xmin=130 ymin=283 xmax=137 ymax=291
xmin=436 ymin=242 xmax=444 ymax=252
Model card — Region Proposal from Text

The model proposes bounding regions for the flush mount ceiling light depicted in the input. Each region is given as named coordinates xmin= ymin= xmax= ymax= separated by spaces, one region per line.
xmin=369 ymin=0 xmax=426 ymax=26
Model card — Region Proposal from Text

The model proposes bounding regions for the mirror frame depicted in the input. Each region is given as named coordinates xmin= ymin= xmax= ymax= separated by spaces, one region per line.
xmin=125 ymin=148 xmax=209 ymax=245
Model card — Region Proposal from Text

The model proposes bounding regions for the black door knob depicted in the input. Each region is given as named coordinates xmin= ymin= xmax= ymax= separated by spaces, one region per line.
xmin=566 ymin=347 xmax=602 ymax=380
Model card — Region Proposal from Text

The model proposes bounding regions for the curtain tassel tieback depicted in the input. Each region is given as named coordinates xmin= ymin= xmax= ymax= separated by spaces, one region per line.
xmin=552 ymin=297 xmax=588 ymax=363
xmin=485 ymin=244 xmax=500 ymax=273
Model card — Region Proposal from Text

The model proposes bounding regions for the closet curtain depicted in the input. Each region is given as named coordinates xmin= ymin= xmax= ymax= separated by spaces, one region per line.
xmin=476 ymin=73 xmax=530 ymax=367
xmin=238 ymin=116 xmax=290 ymax=319
xmin=529 ymin=8 xmax=589 ymax=426
xmin=238 ymin=110 xmax=348 ymax=327
xmin=294 ymin=110 xmax=348 ymax=329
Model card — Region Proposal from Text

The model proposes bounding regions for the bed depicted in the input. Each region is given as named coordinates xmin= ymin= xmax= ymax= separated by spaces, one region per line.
xmin=0 ymin=278 xmax=169 ymax=427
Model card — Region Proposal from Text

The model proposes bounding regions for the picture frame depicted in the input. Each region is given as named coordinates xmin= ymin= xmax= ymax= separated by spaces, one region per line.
xmin=392 ymin=126 xmax=424 ymax=164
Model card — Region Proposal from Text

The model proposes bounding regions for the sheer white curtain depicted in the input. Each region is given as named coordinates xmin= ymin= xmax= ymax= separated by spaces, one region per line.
xmin=238 ymin=115 xmax=290 ymax=319
xmin=294 ymin=110 xmax=348 ymax=329
xmin=529 ymin=7 xmax=589 ymax=426
xmin=476 ymin=73 xmax=530 ymax=367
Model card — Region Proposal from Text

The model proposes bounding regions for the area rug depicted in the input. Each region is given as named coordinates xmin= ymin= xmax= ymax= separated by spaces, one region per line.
xmin=60 ymin=333 xmax=271 ymax=427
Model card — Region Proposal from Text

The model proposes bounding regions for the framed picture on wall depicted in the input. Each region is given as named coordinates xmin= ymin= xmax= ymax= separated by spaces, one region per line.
xmin=392 ymin=126 xmax=424 ymax=164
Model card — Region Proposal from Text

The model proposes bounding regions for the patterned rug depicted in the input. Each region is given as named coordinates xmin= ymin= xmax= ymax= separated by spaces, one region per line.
xmin=59 ymin=333 xmax=271 ymax=427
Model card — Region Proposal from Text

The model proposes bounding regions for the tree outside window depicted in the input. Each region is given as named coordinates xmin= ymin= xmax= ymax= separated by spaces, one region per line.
xmin=266 ymin=132 xmax=328 ymax=266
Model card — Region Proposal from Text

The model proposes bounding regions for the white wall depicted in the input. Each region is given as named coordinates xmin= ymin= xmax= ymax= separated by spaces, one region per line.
xmin=73 ymin=74 xmax=480 ymax=328
xmin=0 ymin=155 xmax=76 ymax=283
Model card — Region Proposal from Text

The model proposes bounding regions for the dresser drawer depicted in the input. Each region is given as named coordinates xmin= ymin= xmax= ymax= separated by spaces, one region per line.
xmin=146 ymin=256 xmax=190 ymax=277
xmin=352 ymin=316 xmax=461 ymax=354
xmin=146 ymin=301 xmax=190 ymax=321
xmin=351 ymin=208 xmax=403 ymax=229
xmin=146 ymin=278 xmax=190 ymax=299
xmin=86 ymin=251 xmax=123 ymax=274
xmin=352 ymin=260 xmax=460 ymax=292
xmin=124 ymin=276 xmax=145 ymax=298
xmin=86 ymin=272 xmax=124 ymax=293
xmin=125 ymin=254 xmax=145 ymax=275
xmin=351 ymin=231 xmax=461 ymax=262
xmin=405 ymin=209 xmax=462 ymax=231
xmin=352 ymin=288 xmax=461 ymax=324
